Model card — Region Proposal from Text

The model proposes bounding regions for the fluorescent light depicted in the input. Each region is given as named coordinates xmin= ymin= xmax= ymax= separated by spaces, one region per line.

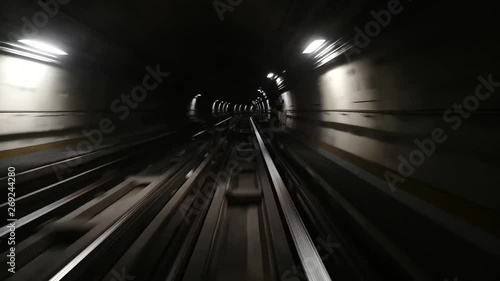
xmin=276 ymin=76 xmax=283 ymax=86
xmin=267 ymin=73 xmax=274 ymax=79
xmin=303 ymin=39 xmax=325 ymax=54
xmin=314 ymin=43 xmax=335 ymax=59
xmin=18 ymin=39 xmax=68 ymax=56
xmin=315 ymin=41 xmax=353 ymax=68
xmin=2 ymin=42 xmax=57 ymax=58
xmin=0 ymin=46 xmax=58 ymax=63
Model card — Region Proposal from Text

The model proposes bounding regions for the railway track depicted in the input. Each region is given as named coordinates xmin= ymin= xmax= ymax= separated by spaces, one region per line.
xmin=0 ymin=117 xmax=233 ymax=246
xmin=1 ymin=116 xmax=339 ymax=281
xmin=0 ymin=132 xmax=180 ymax=253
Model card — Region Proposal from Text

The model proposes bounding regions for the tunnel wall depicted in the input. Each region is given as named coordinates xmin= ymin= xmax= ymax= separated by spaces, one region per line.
xmin=0 ymin=0 xmax=184 ymax=152
xmin=280 ymin=6 xmax=500 ymax=213
xmin=0 ymin=52 xmax=171 ymax=152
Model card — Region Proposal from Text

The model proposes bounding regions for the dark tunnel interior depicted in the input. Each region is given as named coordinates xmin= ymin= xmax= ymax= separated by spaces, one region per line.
xmin=0 ymin=0 xmax=499 ymax=281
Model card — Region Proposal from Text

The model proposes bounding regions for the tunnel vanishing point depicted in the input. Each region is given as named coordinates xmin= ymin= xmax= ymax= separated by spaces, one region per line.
xmin=0 ymin=1 xmax=499 ymax=281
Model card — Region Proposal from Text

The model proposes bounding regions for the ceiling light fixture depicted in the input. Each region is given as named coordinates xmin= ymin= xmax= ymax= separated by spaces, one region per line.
xmin=18 ymin=39 xmax=68 ymax=56
xmin=267 ymin=73 xmax=275 ymax=79
xmin=0 ymin=46 xmax=58 ymax=63
xmin=303 ymin=39 xmax=325 ymax=54
xmin=3 ymin=42 xmax=57 ymax=58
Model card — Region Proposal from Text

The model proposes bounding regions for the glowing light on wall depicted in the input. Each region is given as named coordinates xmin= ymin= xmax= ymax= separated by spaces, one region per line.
xmin=18 ymin=39 xmax=68 ymax=56
xmin=303 ymin=39 xmax=325 ymax=54
xmin=218 ymin=101 xmax=225 ymax=113
xmin=300 ymin=37 xmax=354 ymax=68
xmin=275 ymin=75 xmax=286 ymax=91
xmin=0 ymin=46 xmax=58 ymax=64
xmin=315 ymin=41 xmax=353 ymax=67
xmin=3 ymin=42 xmax=57 ymax=58
xmin=276 ymin=76 xmax=283 ymax=85
xmin=2 ymin=56 xmax=47 ymax=89
xmin=212 ymin=100 xmax=219 ymax=113
xmin=1 ymin=39 xmax=67 ymax=64
xmin=189 ymin=97 xmax=197 ymax=111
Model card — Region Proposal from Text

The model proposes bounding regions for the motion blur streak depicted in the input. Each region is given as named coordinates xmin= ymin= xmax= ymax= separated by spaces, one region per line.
xmin=0 ymin=1 xmax=499 ymax=281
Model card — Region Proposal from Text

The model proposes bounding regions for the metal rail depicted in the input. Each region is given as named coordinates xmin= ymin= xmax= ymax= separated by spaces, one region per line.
xmin=250 ymin=117 xmax=332 ymax=281
xmin=182 ymin=123 xmax=297 ymax=280
xmin=47 ymin=142 xmax=218 ymax=281
xmin=0 ymin=130 xmax=175 ymax=183
xmin=0 ymin=157 xmax=126 ymax=210
xmin=191 ymin=116 xmax=233 ymax=138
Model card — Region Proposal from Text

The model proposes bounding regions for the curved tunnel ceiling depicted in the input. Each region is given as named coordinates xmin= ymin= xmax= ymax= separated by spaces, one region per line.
xmin=0 ymin=0 xmax=451 ymax=108
xmin=56 ymin=0 xmax=300 ymax=103
xmin=0 ymin=0 xmax=361 ymax=105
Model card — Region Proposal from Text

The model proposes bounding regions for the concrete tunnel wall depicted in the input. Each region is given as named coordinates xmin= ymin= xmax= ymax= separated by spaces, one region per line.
xmin=0 ymin=56 xmax=181 ymax=153
xmin=0 ymin=1 xmax=187 ymax=152
xmin=0 ymin=54 xmax=154 ymax=126
xmin=278 ymin=5 xmax=500 ymax=215
xmin=0 ymin=52 xmax=173 ymax=151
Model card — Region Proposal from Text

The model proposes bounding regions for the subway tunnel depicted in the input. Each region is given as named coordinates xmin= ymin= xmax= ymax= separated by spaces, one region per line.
xmin=0 ymin=0 xmax=499 ymax=280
